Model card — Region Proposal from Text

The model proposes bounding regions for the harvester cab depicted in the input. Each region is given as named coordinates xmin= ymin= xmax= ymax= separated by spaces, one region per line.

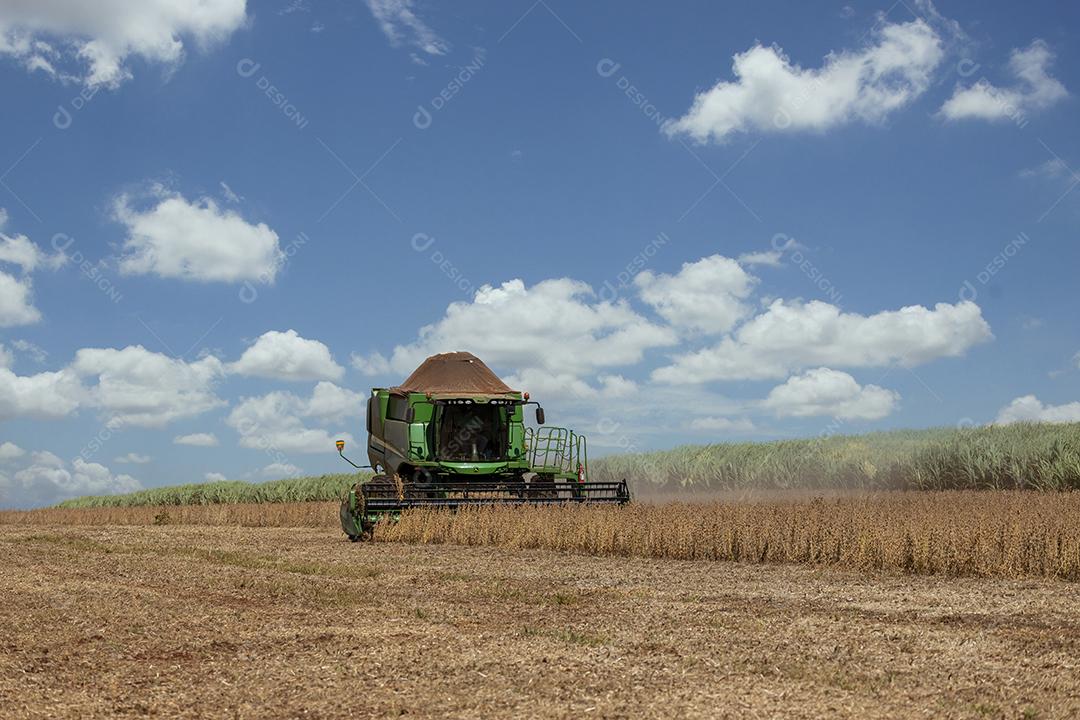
xmin=337 ymin=352 xmax=630 ymax=540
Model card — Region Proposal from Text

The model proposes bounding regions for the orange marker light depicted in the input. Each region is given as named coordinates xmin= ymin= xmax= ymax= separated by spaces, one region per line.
xmin=335 ymin=440 xmax=345 ymax=452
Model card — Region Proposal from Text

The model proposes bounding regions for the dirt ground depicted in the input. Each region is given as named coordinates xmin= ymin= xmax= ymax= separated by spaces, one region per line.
xmin=1 ymin=526 xmax=1078 ymax=719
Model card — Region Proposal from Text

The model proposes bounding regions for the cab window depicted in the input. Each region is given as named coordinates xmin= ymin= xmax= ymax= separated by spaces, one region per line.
xmin=387 ymin=395 xmax=410 ymax=422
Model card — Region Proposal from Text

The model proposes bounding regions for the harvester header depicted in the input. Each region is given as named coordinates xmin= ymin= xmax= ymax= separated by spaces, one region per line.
xmin=337 ymin=351 xmax=630 ymax=540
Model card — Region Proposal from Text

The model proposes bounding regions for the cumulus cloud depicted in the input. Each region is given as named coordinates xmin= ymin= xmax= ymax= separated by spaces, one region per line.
xmin=500 ymin=368 xmax=639 ymax=403
xmin=228 ymin=329 xmax=344 ymax=382
xmin=174 ymin=432 xmax=219 ymax=447
xmin=0 ymin=441 xmax=25 ymax=462
xmin=71 ymin=345 xmax=225 ymax=428
xmin=114 ymin=452 xmax=151 ymax=464
xmin=940 ymin=40 xmax=1067 ymax=122
xmin=0 ymin=272 xmax=41 ymax=327
xmin=362 ymin=278 xmax=677 ymax=387
xmin=737 ymin=249 xmax=783 ymax=267
xmin=0 ymin=0 xmax=248 ymax=88
xmin=204 ymin=471 xmax=227 ymax=482
xmin=666 ymin=19 xmax=943 ymax=143
xmin=262 ymin=462 xmax=303 ymax=478
xmin=364 ymin=0 xmax=448 ymax=57
xmin=634 ymin=255 xmax=756 ymax=334
xmin=0 ymin=228 xmax=66 ymax=327
xmin=10 ymin=339 xmax=47 ymax=364
xmin=305 ymin=381 xmax=366 ymax=423
xmin=226 ymin=383 xmax=360 ymax=454
xmin=6 ymin=453 xmax=139 ymax=508
xmin=762 ymin=368 xmax=899 ymax=420
xmin=653 ymin=299 xmax=992 ymax=383
xmin=0 ymin=232 xmax=66 ymax=274
xmin=0 ymin=366 xmax=83 ymax=421
xmin=995 ymin=395 xmax=1080 ymax=425
xmin=113 ymin=186 xmax=283 ymax=284
xmin=351 ymin=351 xmax=391 ymax=376
xmin=688 ymin=416 xmax=757 ymax=432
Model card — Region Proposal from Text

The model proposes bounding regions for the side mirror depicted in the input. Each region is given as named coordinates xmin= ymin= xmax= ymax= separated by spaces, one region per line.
xmin=405 ymin=406 xmax=415 ymax=423
xmin=535 ymin=407 xmax=545 ymax=425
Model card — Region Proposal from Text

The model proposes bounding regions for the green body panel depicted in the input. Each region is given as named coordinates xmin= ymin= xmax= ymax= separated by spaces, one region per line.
xmin=364 ymin=388 xmax=582 ymax=482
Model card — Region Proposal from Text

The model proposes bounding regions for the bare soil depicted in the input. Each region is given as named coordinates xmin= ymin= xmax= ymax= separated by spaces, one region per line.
xmin=1 ymin=525 xmax=1078 ymax=719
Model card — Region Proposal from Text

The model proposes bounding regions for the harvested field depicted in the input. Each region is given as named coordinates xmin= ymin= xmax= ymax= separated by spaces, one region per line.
xmin=2 ymin=524 xmax=1079 ymax=719
xmin=6 ymin=491 xmax=1080 ymax=580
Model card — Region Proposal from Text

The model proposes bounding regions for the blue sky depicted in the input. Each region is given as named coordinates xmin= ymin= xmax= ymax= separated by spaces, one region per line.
xmin=1 ymin=0 xmax=1078 ymax=507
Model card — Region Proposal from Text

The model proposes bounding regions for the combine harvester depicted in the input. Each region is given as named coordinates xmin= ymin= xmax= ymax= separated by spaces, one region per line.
xmin=336 ymin=352 xmax=631 ymax=540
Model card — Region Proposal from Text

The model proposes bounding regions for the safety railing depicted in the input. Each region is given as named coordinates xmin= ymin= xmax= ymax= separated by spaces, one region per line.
xmin=525 ymin=426 xmax=588 ymax=479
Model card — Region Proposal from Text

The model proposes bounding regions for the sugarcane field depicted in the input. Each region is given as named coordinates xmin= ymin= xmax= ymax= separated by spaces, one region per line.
xmin=3 ymin=1 xmax=1080 ymax=718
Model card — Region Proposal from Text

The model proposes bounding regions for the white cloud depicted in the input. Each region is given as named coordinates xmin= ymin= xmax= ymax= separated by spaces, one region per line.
xmin=114 ymin=452 xmax=151 ymax=464
xmin=174 ymin=432 xmax=219 ymax=447
xmin=219 ymin=180 xmax=241 ymax=204
xmin=653 ymin=299 xmax=992 ymax=383
xmin=0 ymin=343 xmax=11 ymax=368
xmin=666 ymin=19 xmax=943 ymax=143
xmin=634 ymin=254 xmax=756 ymax=334
xmin=0 ymin=232 xmax=66 ymax=274
xmin=371 ymin=278 xmax=677 ymax=383
xmin=995 ymin=395 xmax=1080 ymax=425
xmin=0 ymin=230 xmax=66 ymax=328
xmin=0 ymin=208 xmax=7 ymax=229
xmin=226 ymin=384 xmax=358 ymax=454
xmin=0 ymin=441 xmax=25 ymax=462
xmin=500 ymin=368 xmax=639 ymax=403
xmin=688 ymin=416 xmax=757 ymax=432
xmin=351 ymin=350 xmax=391 ymax=376
xmin=113 ymin=186 xmax=283 ymax=284
xmin=364 ymin=0 xmax=448 ymax=56
xmin=71 ymin=345 xmax=225 ymax=428
xmin=10 ymin=339 xmax=47 ymax=364
xmin=0 ymin=366 xmax=83 ymax=421
xmin=737 ymin=249 xmax=783 ymax=267
xmin=204 ymin=471 xmax=227 ymax=482
xmin=262 ymin=462 xmax=303 ymax=478
xmin=0 ymin=271 xmax=41 ymax=327
xmin=228 ymin=329 xmax=344 ymax=382
xmin=762 ymin=368 xmax=899 ymax=420
xmin=7 ymin=454 xmax=139 ymax=507
xmin=0 ymin=0 xmax=248 ymax=88
xmin=940 ymin=40 xmax=1067 ymax=122
xmin=1020 ymin=158 xmax=1070 ymax=182
xmin=305 ymin=381 xmax=365 ymax=423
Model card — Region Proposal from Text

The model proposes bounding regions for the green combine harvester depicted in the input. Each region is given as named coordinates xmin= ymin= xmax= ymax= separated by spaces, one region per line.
xmin=336 ymin=352 xmax=631 ymax=540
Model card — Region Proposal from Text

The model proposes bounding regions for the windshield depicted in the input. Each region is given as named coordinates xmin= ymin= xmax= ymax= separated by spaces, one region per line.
xmin=436 ymin=404 xmax=508 ymax=461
